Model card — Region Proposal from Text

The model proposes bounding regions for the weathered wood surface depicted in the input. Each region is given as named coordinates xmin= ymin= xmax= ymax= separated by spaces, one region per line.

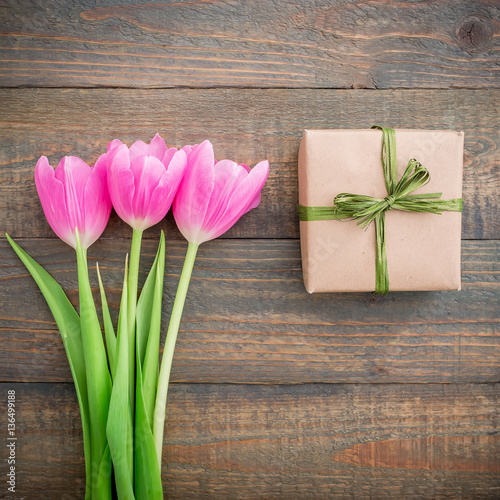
xmin=1 ymin=88 xmax=498 ymax=240
xmin=1 ymin=238 xmax=498 ymax=385
xmin=1 ymin=0 xmax=499 ymax=497
xmin=0 ymin=0 xmax=498 ymax=89
xmin=1 ymin=382 xmax=498 ymax=499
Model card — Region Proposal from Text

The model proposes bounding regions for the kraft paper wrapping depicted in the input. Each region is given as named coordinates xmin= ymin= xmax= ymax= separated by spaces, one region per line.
xmin=298 ymin=129 xmax=464 ymax=293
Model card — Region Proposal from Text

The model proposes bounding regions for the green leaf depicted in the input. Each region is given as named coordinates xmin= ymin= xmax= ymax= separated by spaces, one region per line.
xmin=134 ymin=359 xmax=163 ymax=500
xmin=137 ymin=231 xmax=165 ymax=424
xmin=96 ymin=263 xmax=117 ymax=380
xmin=107 ymin=255 xmax=135 ymax=499
xmin=5 ymin=234 xmax=92 ymax=500
xmin=96 ymin=444 xmax=112 ymax=500
xmin=134 ymin=232 xmax=165 ymax=499
xmin=75 ymin=231 xmax=112 ymax=499
xmin=135 ymin=244 xmax=158 ymax=367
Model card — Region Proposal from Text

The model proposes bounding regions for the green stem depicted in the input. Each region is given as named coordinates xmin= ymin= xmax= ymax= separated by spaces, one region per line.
xmin=76 ymin=242 xmax=112 ymax=500
xmin=127 ymin=228 xmax=143 ymax=411
xmin=153 ymin=241 xmax=199 ymax=465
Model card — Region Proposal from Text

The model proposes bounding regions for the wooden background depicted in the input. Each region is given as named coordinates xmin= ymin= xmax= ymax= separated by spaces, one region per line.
xmin=0 ymin=1 xmax=499 ymax=498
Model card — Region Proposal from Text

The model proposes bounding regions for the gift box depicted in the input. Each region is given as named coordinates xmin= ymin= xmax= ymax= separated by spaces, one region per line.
xmin=298 ymin=128 xmax=464 ymax=293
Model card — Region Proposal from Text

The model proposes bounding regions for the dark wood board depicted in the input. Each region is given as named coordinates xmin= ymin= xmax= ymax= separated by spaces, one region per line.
xmin=1 ymin=88 xmax=498 ymax=240
xmin=1 ymin=382 xmax=498 ymax=499
xmin=1 ymin=238 xmax=498 ymax=385
xmin=1 ymin=0 xmax=499 ymax=496
xmin=0 ymin=0 xmax=498 ymax=89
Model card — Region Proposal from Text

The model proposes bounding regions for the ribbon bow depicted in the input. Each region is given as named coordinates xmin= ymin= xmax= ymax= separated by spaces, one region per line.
xmin=298 ymin=126 xmax=463 ymax=294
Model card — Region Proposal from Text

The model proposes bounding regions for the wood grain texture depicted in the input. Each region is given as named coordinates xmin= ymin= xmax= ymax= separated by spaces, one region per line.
xmin=0 ymin=382 xmax=498 ymax=499
xmin=0 ymin=0 xmax=498 ymax=89
xmin=1 ymin=238 xmax=498 ymax=384
xmin=1 ymin=88 xmax=498 ymax=240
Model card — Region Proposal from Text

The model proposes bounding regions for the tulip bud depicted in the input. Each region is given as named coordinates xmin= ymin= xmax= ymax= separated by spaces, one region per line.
xmin=106 ymin=133 xmax=187 ymax=231
xmin=173 ymin=140 xmax=269 ymax=245
xmin=35 ymin=155 xmax=112 ymax=249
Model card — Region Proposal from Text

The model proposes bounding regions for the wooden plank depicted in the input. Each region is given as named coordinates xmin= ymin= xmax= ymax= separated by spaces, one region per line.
xmin=1 ymin=238 xmax=498 ymax=384
xmin=1 ymin=382 xmax=498 ymax=499
xmin=0 ymin=0 xmax=498 ymax=89
xmin=0 ymin=88 xmax=498 ymax=240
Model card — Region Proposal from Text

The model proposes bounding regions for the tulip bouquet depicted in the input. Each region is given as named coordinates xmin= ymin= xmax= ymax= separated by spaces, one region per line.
xmin=7 ymin=135 xmax=269 ymax=499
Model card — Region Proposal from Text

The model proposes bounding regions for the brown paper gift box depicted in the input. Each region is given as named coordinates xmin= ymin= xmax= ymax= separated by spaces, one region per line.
xmin=298 ymin=128 xmax=464 ymax=293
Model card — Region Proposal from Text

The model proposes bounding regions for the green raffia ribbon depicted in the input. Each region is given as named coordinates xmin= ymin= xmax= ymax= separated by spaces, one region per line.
xmin=298 ymin=125 xmax=463 ymax=295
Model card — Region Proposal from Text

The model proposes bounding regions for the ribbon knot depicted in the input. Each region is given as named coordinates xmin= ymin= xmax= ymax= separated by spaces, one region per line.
xmin=298 ymin=126 xmax=463 ymax=294
xmin=384 ymin=195 xmax=396 ymax=209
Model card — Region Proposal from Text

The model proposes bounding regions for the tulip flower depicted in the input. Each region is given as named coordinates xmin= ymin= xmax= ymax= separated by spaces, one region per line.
xmin=107 ymin=133 xmax=187 ymax=232
xmin=33 ymin=153 xmax=113 ymax=499
xmin=172 ymin=140 xmax=268 ymax=245
xmin=35 ymin=155 xmax=112 ymax=249
xmin=106 ymin=133 xmax=187 ymax=414
xmin=153 ymin=140 xmax=269 ymax=463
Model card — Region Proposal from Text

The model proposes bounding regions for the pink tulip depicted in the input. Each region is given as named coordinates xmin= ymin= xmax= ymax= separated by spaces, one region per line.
xmin=35 ymin=155 xmax=112 ymax=249
xmin=107 ymin=133 xmax=187 ymax=231
xmin=173 ymin=140 xmax=269 ymax=244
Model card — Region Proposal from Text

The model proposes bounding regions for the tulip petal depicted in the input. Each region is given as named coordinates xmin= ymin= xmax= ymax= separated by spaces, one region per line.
xmin=236 ymin=162 xmax=262 ymax=210
xmin=243 ymin=162 xmax=268 ymax=212
xmin=173 ymin=140 xmax=215 ymax=242
xmin=181 ymin=144 xmax=195 ymax=156
xmin=145 ymin=149 xmax=187 ymax=227
xmin=129 ymin=140 xmax=149 ymax=161
xmin=54 ymin=156 xmax=93 ymax=238
xmin=107 ymin=139 xmax=124 ymax=153
xmin=83 ymin=154 xmax=112 ymax=248
xmin=35 ymin=156 xmax=75 ymax=247
xmin=148 ymin=133 xmax=168 ymax=161
xmin=203 ymin=160 xmax=269 ymax=241
xmin=233 ymin=160 xmax=269 ymax=213
xmin=161 ymin=147 xmax=178 ymax=167
xmin=246 ymin=191 xmax=262 ymax=212
xmin=200 ymin=160 xmax=248 ymax=236
xmin=107 ymin=144 xmax=136 ymax=227
xmin=129 ymin=155 xmax=167 ymax=228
